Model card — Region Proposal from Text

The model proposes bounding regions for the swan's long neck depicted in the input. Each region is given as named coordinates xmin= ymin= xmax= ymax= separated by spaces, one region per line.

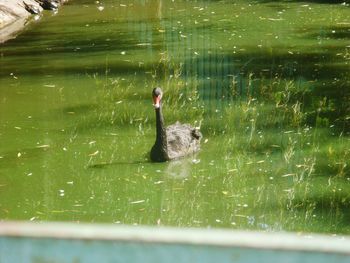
xmin=151 ymin=91 xmax=169 ymax=162
xmin=155 ymin=106 xmax=167 ymax=152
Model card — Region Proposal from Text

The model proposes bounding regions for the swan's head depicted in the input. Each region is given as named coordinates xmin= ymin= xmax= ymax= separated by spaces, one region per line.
xmin=152 ymin=87 xmax=163 ymax=109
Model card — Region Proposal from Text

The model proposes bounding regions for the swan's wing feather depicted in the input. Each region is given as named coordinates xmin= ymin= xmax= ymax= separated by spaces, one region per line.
xmin=166 ymin=123 xmax=201 ymax=159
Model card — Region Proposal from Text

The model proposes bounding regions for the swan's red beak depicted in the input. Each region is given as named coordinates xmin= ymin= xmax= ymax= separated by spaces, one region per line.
xmin=153 ymin=95 xmax=161 ymax=108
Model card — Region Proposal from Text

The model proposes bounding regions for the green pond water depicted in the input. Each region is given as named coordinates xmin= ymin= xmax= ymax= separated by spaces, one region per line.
xmin=0 ymin=0 xmax=349 ymax=234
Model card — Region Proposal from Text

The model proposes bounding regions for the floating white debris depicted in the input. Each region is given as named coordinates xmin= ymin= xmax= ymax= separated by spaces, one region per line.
xmin=89 ymin=150 xmax=99 ymax=156
xmin=130 ymin=200 xmax=145 ymax=204
xmin=121 ymin=51 xmax=126 ymax=55
xmin=14 ymin=127 xmax=21 ymax=130
xmin=136 ymin=43 xmax=151 ymax=46
xmin=154 ymin=181 xmax=164 ymax=185
xmin=268 ymin=18 xmax=284 ymax=21
xmin=67 ymin=181 xmax=74 ymax=185
xmin=282 ymin=173 xmax=295 ymax=177
xmin=27 ymin=173 xmax=33 ymax=177
xmin=97 ymin=6 xmax=104 ymax=11
xmin=192 ymin=159 xmax=201 ymax=164
xmin=36 ymin=144 xmax=50 ymax=148
xmin=17 ymin=152 xmax=21 ymax=158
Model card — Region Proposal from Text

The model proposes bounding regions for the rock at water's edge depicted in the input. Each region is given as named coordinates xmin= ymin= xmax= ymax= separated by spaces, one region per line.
xmin=0 ymin=0 xmax=67 ymax=43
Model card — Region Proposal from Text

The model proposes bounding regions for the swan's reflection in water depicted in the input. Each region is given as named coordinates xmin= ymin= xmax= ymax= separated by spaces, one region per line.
xmin=159 ymin=157 xmax=200 ymax=225
xmin=164 ymin=157 xmax=199 ymax=178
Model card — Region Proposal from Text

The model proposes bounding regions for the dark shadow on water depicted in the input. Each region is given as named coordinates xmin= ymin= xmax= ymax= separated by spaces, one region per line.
xmin=0 ymin=146 xmax=50 ymax=168
xmin=89 ymin=156 xmax=196 ymax=180
xmin=297 ymin=26 xmax=350 ymax=40
xmin=182 ymin=46 xmax=350 ymax=131
xmin=88 ymin=160 xmax=149 ymax=169
xmin=61 ymin=103 xmax=97 ymax=115
xmin=0 ymin=59 xmax=153 ymax=78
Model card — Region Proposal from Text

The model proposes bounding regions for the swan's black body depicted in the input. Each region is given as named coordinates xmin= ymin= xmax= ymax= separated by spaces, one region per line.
xmin=150 ymin=88 xmax=202 ymax=162
xmin=36 ymin=0 xmax=59 ymax=10
xmin=23 ymin=1 xmax=41 ymax=14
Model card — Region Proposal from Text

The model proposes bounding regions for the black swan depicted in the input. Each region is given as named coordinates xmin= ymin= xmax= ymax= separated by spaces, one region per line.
xmin=36 ymin=0 xmax=59 ymax=10
xmin=23 ymin=1 xmax=41 ymax=14
xmin=150 ymin=87 xmax=202 ymax=162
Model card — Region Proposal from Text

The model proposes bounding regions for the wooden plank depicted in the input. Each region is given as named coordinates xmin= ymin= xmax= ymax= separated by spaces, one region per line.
xmin=0 ymin=221 xmax=350 ymax=263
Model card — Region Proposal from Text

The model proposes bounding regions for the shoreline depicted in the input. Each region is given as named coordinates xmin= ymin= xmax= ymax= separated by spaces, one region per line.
xmin=0 ymin=0 xmax=66 ymax=43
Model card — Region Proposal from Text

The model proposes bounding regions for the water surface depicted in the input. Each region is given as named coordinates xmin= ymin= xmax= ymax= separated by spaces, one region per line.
xmin=0 ymin=0 xmax=349 ymax=234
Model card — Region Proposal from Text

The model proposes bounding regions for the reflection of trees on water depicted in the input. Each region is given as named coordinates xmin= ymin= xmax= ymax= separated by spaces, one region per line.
xmin=115 ymin=0 xmax=349 ymax=133
xmin=153 ymin=0 xmax=348 ymax=130
xmin=107 ymin=0 xmax=348 ymax=125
